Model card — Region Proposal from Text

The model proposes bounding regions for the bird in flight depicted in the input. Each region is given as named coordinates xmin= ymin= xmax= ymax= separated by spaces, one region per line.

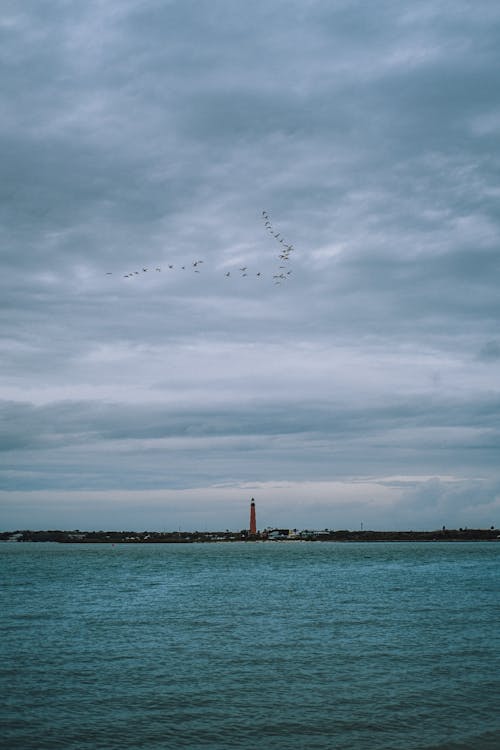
xmin=105 ymin=210 xmax=296 ymax=288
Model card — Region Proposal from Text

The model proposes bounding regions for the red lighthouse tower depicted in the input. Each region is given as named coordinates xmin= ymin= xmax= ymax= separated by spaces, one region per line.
xmin=249 ymin=498 xmax=257 ymax=535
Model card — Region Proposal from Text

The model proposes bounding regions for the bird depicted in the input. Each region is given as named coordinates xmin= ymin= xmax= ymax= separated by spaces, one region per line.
xmin=104 ymin=208 xmax=296 ymax=290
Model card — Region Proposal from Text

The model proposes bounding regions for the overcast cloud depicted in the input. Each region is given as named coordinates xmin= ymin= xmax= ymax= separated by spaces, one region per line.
xmin=1 ymin=0 xmax=500 ymax=531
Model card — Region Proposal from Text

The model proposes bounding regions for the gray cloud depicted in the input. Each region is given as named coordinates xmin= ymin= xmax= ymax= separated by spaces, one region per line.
xmin=478 ymin=340 xmax=500 ymax=362
xmin=1 ymin=0 xmax=500 ymax=529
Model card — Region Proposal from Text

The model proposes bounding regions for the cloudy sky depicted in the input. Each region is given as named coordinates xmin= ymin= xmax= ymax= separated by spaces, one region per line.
xmin=2 ymin=0 xmax=500 ymax=532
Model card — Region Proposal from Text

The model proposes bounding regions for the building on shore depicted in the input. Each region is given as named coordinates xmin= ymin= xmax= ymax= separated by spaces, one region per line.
xmin=250 ymin=498 xmax=256 ymax=535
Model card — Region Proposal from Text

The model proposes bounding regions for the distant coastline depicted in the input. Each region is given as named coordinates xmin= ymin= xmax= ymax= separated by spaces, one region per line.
xmin=2 ymin=528 xmax=499 ymax=543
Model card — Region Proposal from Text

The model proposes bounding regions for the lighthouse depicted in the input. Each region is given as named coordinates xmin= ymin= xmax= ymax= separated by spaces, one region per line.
xmin=249 ymin=498 xmax=257 ymax=535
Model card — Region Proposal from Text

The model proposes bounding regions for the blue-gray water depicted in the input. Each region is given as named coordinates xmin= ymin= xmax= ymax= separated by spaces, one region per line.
xmin=1 ymin=542 xmax=499 ymax=750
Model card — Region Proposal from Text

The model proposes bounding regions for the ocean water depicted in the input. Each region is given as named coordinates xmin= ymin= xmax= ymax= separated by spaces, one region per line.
xmin=1 ymin=542 xmax=499 ymax=750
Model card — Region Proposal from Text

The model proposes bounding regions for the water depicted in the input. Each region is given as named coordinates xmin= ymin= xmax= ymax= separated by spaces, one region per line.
xmin=1 ymin=541 xmax=499 ymax=749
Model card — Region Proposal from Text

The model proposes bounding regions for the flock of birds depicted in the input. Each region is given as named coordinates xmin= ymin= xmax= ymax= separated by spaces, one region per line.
xmin=105 ymin=211 xmax=295 ymax=285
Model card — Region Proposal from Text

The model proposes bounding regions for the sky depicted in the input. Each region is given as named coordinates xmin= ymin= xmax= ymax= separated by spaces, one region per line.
xmin=1 ymin=0 xmax=500 ymax=532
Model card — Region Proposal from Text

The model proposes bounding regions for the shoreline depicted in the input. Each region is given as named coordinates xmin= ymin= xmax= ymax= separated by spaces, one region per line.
xmin=2 ymin=528 xmax=499 ymax=544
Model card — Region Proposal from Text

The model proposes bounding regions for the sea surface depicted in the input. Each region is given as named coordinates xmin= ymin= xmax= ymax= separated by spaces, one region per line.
xmin=1 ymin=541 xmax=499 ymax=750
